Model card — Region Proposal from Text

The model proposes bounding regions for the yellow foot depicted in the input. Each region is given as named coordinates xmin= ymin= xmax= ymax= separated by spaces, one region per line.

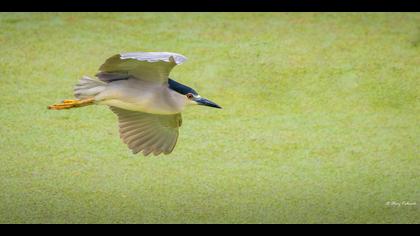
xmin=48 ymin=98 xmax=94 ymax=110
xmin=63 ymin=99 xmax=77 ymax=104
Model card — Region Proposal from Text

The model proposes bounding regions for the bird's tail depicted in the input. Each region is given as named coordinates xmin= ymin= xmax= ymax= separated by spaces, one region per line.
xmin=73 ymin=76 xmax=106 ymax=99
xmin=48 ymin=76 xmax=106 ymax=110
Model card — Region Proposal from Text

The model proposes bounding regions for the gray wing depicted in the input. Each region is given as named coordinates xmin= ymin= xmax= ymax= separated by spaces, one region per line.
xmin=98 ymin=52 xmax=187 ymax=83
xmin=110 ymin=106 xmax=182 ymax=156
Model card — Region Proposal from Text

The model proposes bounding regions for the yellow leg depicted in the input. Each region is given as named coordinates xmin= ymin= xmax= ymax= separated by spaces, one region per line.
xmin=48 ymin=98 xmax=95 ymax=110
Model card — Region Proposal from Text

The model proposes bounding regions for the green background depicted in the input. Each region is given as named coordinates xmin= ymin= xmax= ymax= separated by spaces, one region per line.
xmin=0 ymin=13 xmax=419 ymax=223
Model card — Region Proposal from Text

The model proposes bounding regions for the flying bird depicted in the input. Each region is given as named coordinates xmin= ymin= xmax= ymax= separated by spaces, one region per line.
xmin=48 ymin=52 xmax=221 ymax=156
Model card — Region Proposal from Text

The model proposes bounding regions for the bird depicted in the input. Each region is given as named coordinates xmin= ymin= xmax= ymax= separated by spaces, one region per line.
xmin=48 ymin=52 xmax=221 ymax=156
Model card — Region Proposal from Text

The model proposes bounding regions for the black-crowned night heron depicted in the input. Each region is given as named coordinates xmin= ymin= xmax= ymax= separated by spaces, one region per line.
xmin=48 ymin=52 xmax=221 ymax=156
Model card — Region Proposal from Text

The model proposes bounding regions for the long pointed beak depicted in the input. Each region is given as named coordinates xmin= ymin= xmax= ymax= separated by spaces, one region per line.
xmin=194 ymin=97 xmax=222 ymax=109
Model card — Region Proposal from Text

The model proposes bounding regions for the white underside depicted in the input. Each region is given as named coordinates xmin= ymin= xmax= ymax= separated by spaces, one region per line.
xmin=98 ymin=99 xmax=180 ymax=115
xmin=94 ymin=79 xmax=188 ymax=115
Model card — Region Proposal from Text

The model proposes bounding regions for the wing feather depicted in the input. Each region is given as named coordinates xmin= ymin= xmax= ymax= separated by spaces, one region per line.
xmin=109 ymin=106 xmax=182 ymax=156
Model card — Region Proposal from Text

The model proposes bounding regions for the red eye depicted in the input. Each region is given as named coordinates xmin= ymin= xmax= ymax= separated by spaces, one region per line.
xmin=186 ymin=93 xmax=193 ymax=99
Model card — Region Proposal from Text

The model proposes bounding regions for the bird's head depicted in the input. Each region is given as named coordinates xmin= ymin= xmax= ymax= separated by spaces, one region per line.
xmin=168 ymin=79 xmax=222 ymax=109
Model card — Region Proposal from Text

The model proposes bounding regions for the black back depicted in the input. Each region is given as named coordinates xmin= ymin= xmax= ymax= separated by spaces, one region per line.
xmin=168 ymin=78 xmax=198 ymax=95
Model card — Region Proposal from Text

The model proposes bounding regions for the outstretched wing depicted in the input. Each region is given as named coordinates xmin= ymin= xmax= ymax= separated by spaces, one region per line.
xmin=110 ymin=106 xmax=182 ymax=156
xmin=98 ymin=52 xmax=187 ymax=83
xmin=102 ymin=53 xmax=186 ymax=155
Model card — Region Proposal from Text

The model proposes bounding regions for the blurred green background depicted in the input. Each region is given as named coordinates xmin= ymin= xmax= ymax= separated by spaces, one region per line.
xmin=0 ymin=13 xmax=419 ymax=223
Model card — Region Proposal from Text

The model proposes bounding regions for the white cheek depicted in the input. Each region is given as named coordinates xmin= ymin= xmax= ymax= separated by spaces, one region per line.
xmin=189 ymin=99 xmax=198 ymax=105
xmin=185 ymin=97 xmax=197 ymax=105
